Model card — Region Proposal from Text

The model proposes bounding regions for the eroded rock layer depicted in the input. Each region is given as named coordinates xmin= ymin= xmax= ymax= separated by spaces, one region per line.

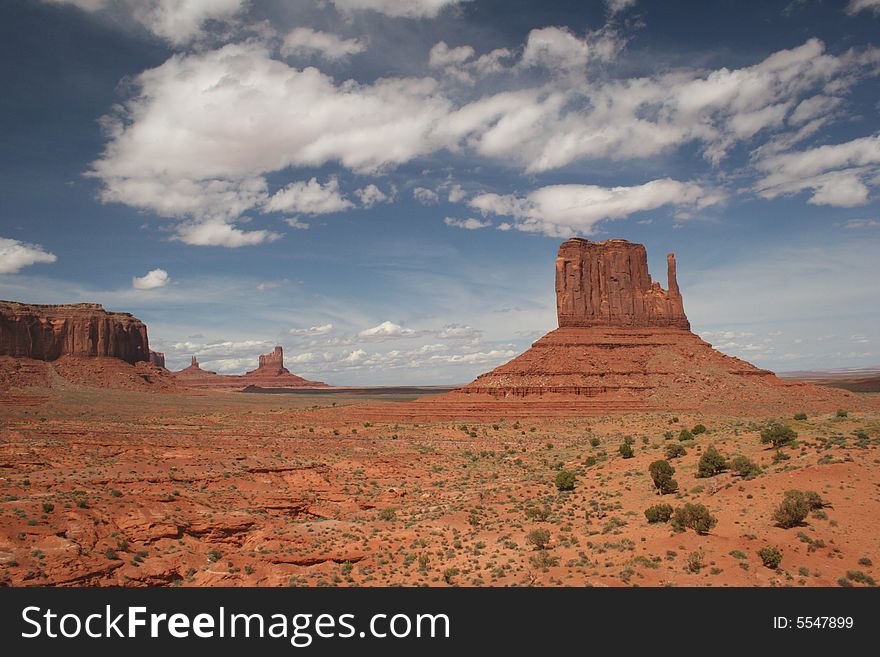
xmin=173 ymin=347 xmax=327 ymax=390
xmin=0 ymin=301 xmax=150 ymax=364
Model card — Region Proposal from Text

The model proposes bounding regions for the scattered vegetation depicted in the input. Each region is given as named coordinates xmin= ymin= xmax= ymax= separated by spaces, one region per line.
xmin=554 ymin=470 xmax=577 ymax=492
xmin=644 ymin=504 xmax=673 ymax=523
xmin=697 ymin=445 xmax=728 ymax=478
xmin=670 ymin=503 xmax=717 ymax=535
xmin=760 ymin=423 xmax=797 ymax=448
xmin=648 ymin=460 xmax=678 ymax=494
xmin=757 ymin=546 xmax=782 ymax=569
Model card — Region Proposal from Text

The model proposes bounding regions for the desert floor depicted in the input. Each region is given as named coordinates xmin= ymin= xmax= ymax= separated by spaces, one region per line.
xmin=1 ymin=386 xmax=878 ymax=587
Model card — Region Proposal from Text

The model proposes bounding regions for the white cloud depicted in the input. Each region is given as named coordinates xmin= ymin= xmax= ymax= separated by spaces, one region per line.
xmin=429 ymin=41 xmax=475 ymax=69
xmin=281 ymin=27 xmax=366 ymax=60
xmin=447 ymin=184 xmax=467 ymax=203
xmin=359 ymin=320 xmax=418 ymax=339
xmin=606 ymin=0 xmax=637 ymax=14
xmin=840 ymin=218 xmax=880 ymax=229
xmin=413 ymin=187 xmax=440 ymax=204
xmin=436 ymin=323 xmax=481 ymax=339
xmin=355 ymin=183 xmax=391 ymax=208
xmin=846 ymin=0 xmax=880 ymax=15
xmin=256 ymin=278 xmax=288 ymax=291
xmin=468 ymin=179 xmax=722 ymax=236
xmin=283 ymin=218 xmax=310 ymax=229
xmin=444 ymin=216 xmax=491 ymax=229
xmin=0 ymin=237 xmax=58 ymax=274
xmin=329 ymin=0 xmax=469 ymax=19
xmin=132 ymin=268 xmax=169 ymax=290
xmin=43 ymin=0 xmax=247 ymax=45
xmin=754 ymin=133 xmax=880 ymax=206
xmin=520 ymin=26 xmax=591 ymax=74
xmin=172 ymin=219 xmax=282 ymax=247
xmin=290 ymin=323 xmax=334 ymax=336
xmin=264 ymin=176 xmax=354 ymax=215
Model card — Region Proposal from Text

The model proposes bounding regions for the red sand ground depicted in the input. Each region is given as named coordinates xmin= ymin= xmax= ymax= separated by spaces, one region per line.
xmin=1 ymin=376 xmax=878 ymax=587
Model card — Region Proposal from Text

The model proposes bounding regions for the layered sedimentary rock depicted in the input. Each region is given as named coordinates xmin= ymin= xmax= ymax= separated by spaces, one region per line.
xmin=173 ymin=347 xmax=327 ymax=390
xmin=556 ymin=239 xmax=689 ymax=329
xmin=360 ymin=238 xmax=856 ymax=419
xmin=0 ymin=301 xmax=150 ymax=364
xmin=149 ymin=351 xmax=166 ymax=368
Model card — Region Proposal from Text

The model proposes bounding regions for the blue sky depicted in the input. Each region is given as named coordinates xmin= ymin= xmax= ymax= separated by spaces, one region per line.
xmin=1 ymin=0 xmax=878 ymax=384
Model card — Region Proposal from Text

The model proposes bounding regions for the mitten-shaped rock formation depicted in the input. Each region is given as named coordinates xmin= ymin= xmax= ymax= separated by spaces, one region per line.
xmin=363 ymin=238 xmax=857 ymax=419
xmin=0 ymin=300 xmax=150 ymax=364
xmin=556 ymin=239 xmax=688 ymax=329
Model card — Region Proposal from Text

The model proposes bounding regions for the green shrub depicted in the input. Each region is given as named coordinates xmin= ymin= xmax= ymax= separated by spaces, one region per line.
xmin=378 ymin=508 xmax=397 ymax=521
xmin=665 ymin=443 xmax=687 ymax=459
xmin=554 ymin=470 xmax=577 ymax=492
xmin=678 ymin=429 xmax=693 ymax=442
xmin=845 ymin=570 xmax=876 ymax=585
xmin=590 ymin=437 xmax=601 ymax=447
xmin=697 ymin=445 xmax=728 ymax=478
xmin=644 ymin=504 xmax=673 ymax=523
xmin=772 ymin=490 xmax=810 ymax=528
xmin=41 ymin=502 xmax=54 ymax=514
xmin=793 ymin=413 xmax=807 ymax=421
xmin=526 ymin=528 xmax=551 ymax=550
xmin=619 ymin=443 xmax=634 ymax=459
xmin=760 ymin=423 xmax=797 ymax=448
xmin=670 ymin=503 xmax=717 ymax=535
xmin=836 ymin=409 xmax=848 ymax=418
xmin=692 ymin=424 xmax=707 ymax=435
xmin=648 ymin=460 xmax=678 ymax=494
xmin=730 ymin=455 xmax=761 ymax=478
xmin=685 ymin=551 xmax=704 ymax=573
xmin=207 ymin=549 xmax=222 ymax=563
xmin=757 ymin=546 xmax=782 ymax=569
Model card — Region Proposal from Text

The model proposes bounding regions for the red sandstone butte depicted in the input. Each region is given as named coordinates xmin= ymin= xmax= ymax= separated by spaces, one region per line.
xmin=556 ymin=238 xmax=688 ymax=329
xmin=352 ymin=238 xmax=861 ymax=420
xmin=0 ymin=300 xmax=149 ymax=364
xmin=173 ymin=347 xmax=327 ymax=390
xmin=149 ymin=351 xmax=166 ymax=368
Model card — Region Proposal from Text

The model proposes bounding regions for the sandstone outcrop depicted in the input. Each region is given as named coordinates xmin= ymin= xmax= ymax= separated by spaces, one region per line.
xmin=173 ymin=347 xmax=327 ymax=390
xmin=149 ymin=351 xmax=166 ymax=368
xmin=556 ymin=239 xmax=689 ymax=329
xmin=361 ymin=238 xmax=858 ymax=419
xmin=0 ymin=301 xmax=150 ymax=364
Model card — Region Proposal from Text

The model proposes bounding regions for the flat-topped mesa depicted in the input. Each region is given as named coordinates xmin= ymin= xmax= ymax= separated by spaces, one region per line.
xmin=555 ymin=238 xmax=689 ymax=330
xmin=0 ymin=300 xmax=150 ymax=364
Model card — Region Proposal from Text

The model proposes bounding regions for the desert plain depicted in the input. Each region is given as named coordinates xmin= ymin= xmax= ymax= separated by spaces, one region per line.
xmin=1 ymin=380 xmax=878 ymax=588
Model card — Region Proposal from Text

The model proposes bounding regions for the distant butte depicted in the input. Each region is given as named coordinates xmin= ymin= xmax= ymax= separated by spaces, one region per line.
xmin=172 ymin=346 xmax=328 ymax=390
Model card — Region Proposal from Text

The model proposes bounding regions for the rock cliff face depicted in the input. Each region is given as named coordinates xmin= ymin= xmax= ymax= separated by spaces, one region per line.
xmin=555 ymin=239 xmax=689 ymax=330
xmin=149 ymin=351 xmax=166 ymax=368
xmin=0 ymin=301 xmax=150 ymax=364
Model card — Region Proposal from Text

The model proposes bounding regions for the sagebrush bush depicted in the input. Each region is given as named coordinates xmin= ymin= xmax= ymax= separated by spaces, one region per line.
xmin=793 ymin=413 xmax=807 ymax=421
xmin=692 ymin=424 xmax=707 ymax=435
xmin=697 ymin=445 xmax=728 ymax=478
xmin=619 ymin=443 xmax=634 ymax=459
xmin=648 ymin=460 xmax=678 ymax=494
xmin=554 ymin=469 xmax=577 ymax=492
xmin=730 ymin=455 xmax=761 ymax=478
xmin=665 ymin=443 xmax=687 ymax=459
xmin=772 ymin=490 xmax=810 ymax=528
xmin=760 ymin=423 xmax=797 ymax=448
xmin=526 ymin=528 xmax=551 ymax=550
xmin=670 ymin=503 xmax=717 ymax=535
xmin=757 ymin=546 xmax=783 ymax=569
xmin=678 ymin=429 xmax=693 ymax=442
xmin=644 ymin=503 xmax=673 ymax=523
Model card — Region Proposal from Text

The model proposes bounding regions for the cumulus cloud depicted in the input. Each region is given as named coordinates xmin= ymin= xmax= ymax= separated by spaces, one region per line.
xmin=355 ymin=183 xmax=392 ymax=208
xmin=840 ymin=218 xmax=880 ymax=229
xmin=846 ymin=0 xmax=880 ymax=15
xmin=468 ymin=179 xmax=722 ymax=236
xmin=281 ymin=27 xmax=366 ymax=60
xmin=264 ymin=176 xmax=354 ymax=215
xmin=43 ymin=0 xmax=247 ymax=45
xmin=173 ymin=219 xmax=282 ymax=247
xmin=413 ymin=187 xmax=440 ymax=204
xmin=290 ymin=323 xmax=334 ymax=336
xmin=444 ymin=216 xmax=491 ymax=229
xmin=132 ymin=267 xmax=170 ymax=290
xmin=0 ymin=237 xmax=58 ymax=274
xmin=753 ymin=133 xmax=880 ymax=206
xmin=359 ymin=321 xmax=418 ymax=339
xmin=86 ymin=35 xmax=880 ymax=237
xmin=436 ymin=323 xmax=482 ymax=339
xmin=329 ymin=0 xmax=470 ymax=19
xmin=606 ymin=0 xmax=638 ymax=14
xmin=283 ymin=218 xmax=310 ymax=229
xmin=447 ymin=184 xmax=467 ymax=203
